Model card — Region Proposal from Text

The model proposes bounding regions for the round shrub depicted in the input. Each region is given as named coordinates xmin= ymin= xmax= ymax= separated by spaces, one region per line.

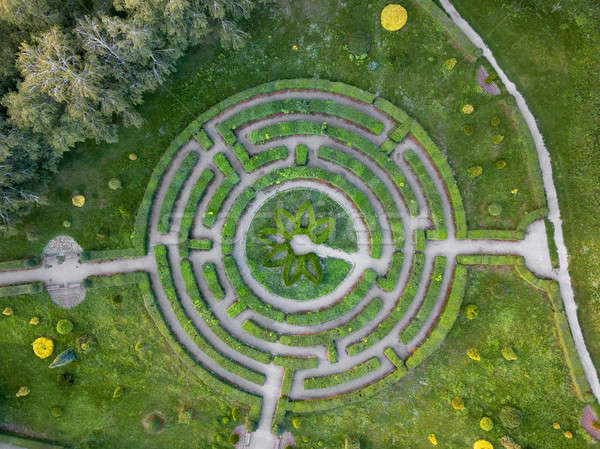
xmin=63 ymin=220 xmax=71 ymax=228
xmin=231 ymin=406 xmax=241 ymax=421
xmin=108 ymin=178 xmax=122 ymax=190
xmin=428 ymin=433 xmax=438 ymax=445
xmin=72 ymin=194 xmax=85 ymax=208
xmin=564 ymin=431 xmax=572 ymax=439
xmin=451 ymin=396 xmax=465 ymax=410
xmin=57 ymin=372 xmax=74 ymax=387
xmin=490 ymin=116 xmax=501 ymax=127
xmin=473 ymin=440 xmax=493 ymax=449
xmin=51 ymin=406 xmax=63 ymax=417
xmin=292 ymin=416 xmax=300 ymax=429
xmin=16 ymin=386 xmax=30 ymax=397
xmin=142 ymin=412 xmax=165 ymax=434
xmin=229 ymin=433 xmax=240 ymax=444
xmin=492 ymin=134 xmax=505 ymax=144
xmin=381 ymin=4 xmax=408 ymax=31
xmin=468 ymin=166 xmax=483 ymax=178
xmin=464 ymin=304 xmax=479 ymax=320
xmin=56 ymin=319 xmax=74 ymax=335
xmin=444 ymin=58 xmax=457 ymax=71
xmin=495 ymin=160 xmax=507 ymax=170
xmin=2 ymin=307 xmax=13 ymax=316
xmin=499 ymin=406 xmax=522 ymax=429
xmin=501 ymin=346 xmax=518 ymax=361
xmin=76 ymin=334 xmax=96 ymax=353
xmin=480 ymin=416 xmax=493 ymax=431
xmin=128 ymin=153 xmax=138 ymax=161
xmin=488 ymin=203 xmax=502 ymax=217
xmin=463 ymin=124 xmax=474 ymax=136
xmin=29 ymin=316 xmax=39 ymax=325
xmin=462 ymin=104 xmax=474 ymax=115
xmin=32 ymin=337 xmax=54 ymax=359
xmin=467 ymin=348 xmax=481 ymax=361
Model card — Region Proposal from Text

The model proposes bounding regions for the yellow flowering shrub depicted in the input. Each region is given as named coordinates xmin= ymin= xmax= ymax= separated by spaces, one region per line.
xmin=428 ymin=433 xmax=438 ymax=445
xmin=490 ymin=117 xmax=501 ymax=127
xmin=463 ymin=124 xmax=474 ymax=135
xmin=2 ymin=307 xmax=13 ymax=316
xmin=492 ymin=134 xmax=505 ymax=144
xmin=32 ymin=337 xmax=54 ymax=359
xmin=501 ymin=346 xmax=518 ymax=361
xmin=592 ymin=421 xmax=600 ymax=431
xmin=381 ymin=4 xmax=408 ymax=31
xmin=444 ymin=58 xmax=457 ymax=71
xmin=495 ymin=160 xmax=507 ymax=169
xmin=467 ymin=348 xmax=481 ymax=361
xmin=16 ymin=386 xmax=30 ymax=397
xmin=29 ymin=316 xmax=39 ymax=325
xmin=473 ymin=440 xmax=493 ymax=449
xmin=480 ymin=416 xmax=494 ymax=431
xmin=468 ymin=166 xmax=483 ymax=178
xmin=72 ymin=194 xmax=86 ymax=207
xmin=564 ymin=431 xmax=572 ymax=439
xmin=464 ymin=304 xmax=479 ymax=320
xmin=552 ymin=422 xmax=561 ymax=429
xmin=462 ymin=104 xmax=474 ymax=114
xmin=451 ymin=396 xmax=465 ymax=410
xmin=128 ymin=153 xmax=138 ymax=160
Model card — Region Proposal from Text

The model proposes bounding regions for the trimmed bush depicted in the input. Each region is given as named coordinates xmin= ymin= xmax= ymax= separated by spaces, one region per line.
xmin=201 ymin=263 xmax=226 ymax=301
xmin=488 ymin=203 xmax=502 ymax=217
xmin=56 ymin=319 xmax=74 ymax=335
xmin=304 ymin=357 xmax=380 ymax=390
xmin=179 ymin=169 xmax=214 ymax=257
xmin=193 ymin=129 xmax=213 ymax=150
xmin=499 ymin=406 xmax=522 ymax=429
xmin=157 ymin=152 xmax=200 ymax=234
xmin=203 ymin=174 xmax=239 ymax=228
xmin=295 ymin=144 xmax=308 ymax=165
xmin=377 ymin=251 xmax=404 ymax=292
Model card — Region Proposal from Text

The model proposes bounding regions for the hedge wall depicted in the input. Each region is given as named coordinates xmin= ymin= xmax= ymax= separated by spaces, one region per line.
xmin=304 ymin=357 xmax=380 ymax=390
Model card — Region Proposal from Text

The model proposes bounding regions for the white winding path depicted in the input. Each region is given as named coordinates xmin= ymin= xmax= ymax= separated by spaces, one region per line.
xmin=440 ymin=0 xmax=600 ymax=404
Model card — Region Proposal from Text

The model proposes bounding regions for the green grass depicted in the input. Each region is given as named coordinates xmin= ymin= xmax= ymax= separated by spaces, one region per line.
xmin=0 ymin=286 xmax=244 ymax=449
xmin=290 ymin=267 xmax=592 ymax=448
xmin=447 ymin=0 xmax=600 ymax=371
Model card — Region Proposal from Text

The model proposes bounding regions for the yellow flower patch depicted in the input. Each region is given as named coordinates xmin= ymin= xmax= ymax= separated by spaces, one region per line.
xmin=462 ymin=104 xmax=474 ymax=114
xmin=381 ymin=4 xmax=408 ymax=31
xmin=467 ymin=348 xmax=481 ymax=361
xmin=29 ymin=316 xmax=39 ymax=325
xmin=473 ymin=440 xmax=493 ymax=449
xmin=451 ymin=396 xmax=465 ymax=410
xmin=72 ymin=194 xmax=86 ymax=208
xmin=2 ymin=307 xmax=13 ymax=316
xmin=32 ymin=337 xmax=54 ymax=359
xmin=428 ymin=433 xmax=438 ymax=445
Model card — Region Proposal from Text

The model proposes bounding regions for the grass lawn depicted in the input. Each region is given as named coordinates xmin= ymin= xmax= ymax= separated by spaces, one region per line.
xmin=0 ymin=286 xmax=244 ymax=449
xmin=290 ymin=267 xmax=594 ymax=448
xmin=448 ymin=0 xmax=600 ymax=395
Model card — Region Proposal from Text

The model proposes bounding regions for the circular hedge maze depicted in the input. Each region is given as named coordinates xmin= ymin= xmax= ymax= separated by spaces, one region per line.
xmin=144 ymin=79 xmax=479 ymax=444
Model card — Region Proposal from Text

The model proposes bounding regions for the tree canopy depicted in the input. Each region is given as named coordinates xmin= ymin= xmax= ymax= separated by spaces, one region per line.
xmin=0 ymin=0 xmax=265 ymax=230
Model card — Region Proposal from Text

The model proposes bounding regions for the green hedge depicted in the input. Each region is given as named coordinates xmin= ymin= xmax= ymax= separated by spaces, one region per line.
xmin=304 ymin=357 xmax=381 ymax=390
xmin=373 ymin=97 xmax=409 ymax=123
xmin=188 ymin=238 xmax=213 ymax=251
xmin=466 ymin=230 xmax=524 ymax=240
xmin=347 ymin=254 xmax=425 ymax=356
xmin=223 ymin=255 xmax=285 ymax=322
xmin=409 ymin=122 xmax=467 ymax=238
xmin=377 ymin=251 xmax=404 ymax=292
xmin=0 ymin=258 xmax=40 ymax=270
xmin=280 ymin=297 xmax=383 ymax=363
xmin=178 ymin=168 xmax=215 ymax=258
xmin=80 ymin=249 xmax=138 ymax=262
xmin=405 ymin=263 xmax=468 ymax=369
xmin=457 ymin=254 xmax=522 ymax=266
xmin=318 ymin=146 xmax=403 ymax=250
xmin=414 ymin=229 xmax=426 ymax=252
xmin=201 ymin=263 xmax=226 ymax=301
xmin=253 ymin=165 xmax=383 ymax=258
xmin=285 ymin=269 xmax=377 ymax=326
xmin=242 ymin=319 xmax=278 ymax=343
xmin=0 ymin=282 xmax=45 ymax=298
xmin=544 ymin=218 xmax=560 ymax=269
xmin=400 ymin=256 xmax=447 ymax=344
xmin=388 ymin=121 xmax=412 ymax=144
xmin=193 ymin=129 xmax=213 ymax=151
xmin=219 ymin=98 xmax=384 ymax=137
xmin=157 ymin=152 xmax=200 ymax=234
xmin=0 ymin=432 xmax=66 ymax=449
xmin=153 ymin=246 xmax=266 ymax=387
xmin=222 ymin=187 xmax=256 ymax=255
xmin=203 ymin=174 xmax=240 ymax=228
xmin=85 ymin=272 xmax=146 ymax=289
xmin=138 ymin=270 xmax=262 ymax=414
xmin=404 ymin=150 xmax=446 ymax=240
xmin=231 ymin=142 xmax=288 ymax=173
xmin=213 ymin=152 xmax=235 ymax=177
xmin=295 ymin=144 xmax=308 ymax=165
xmin=181 ymin=260 xmax=272 ymax=365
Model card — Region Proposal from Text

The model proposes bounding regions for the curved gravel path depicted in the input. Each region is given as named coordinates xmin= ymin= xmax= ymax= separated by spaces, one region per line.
xmin=440 ymin=0 xmax=600 ymax=404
